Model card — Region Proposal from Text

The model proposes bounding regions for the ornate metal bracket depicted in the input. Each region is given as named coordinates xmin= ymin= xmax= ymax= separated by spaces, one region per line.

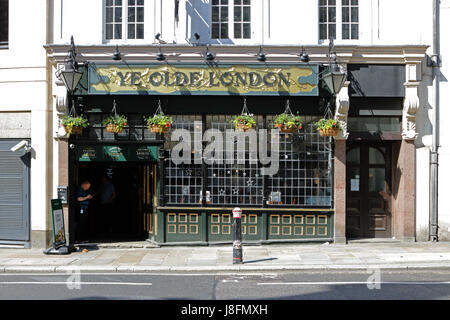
xmin=334 ymin=81 xmax=350 ymax=140
xmin=402 ymin=81 xmax=420 ymax=140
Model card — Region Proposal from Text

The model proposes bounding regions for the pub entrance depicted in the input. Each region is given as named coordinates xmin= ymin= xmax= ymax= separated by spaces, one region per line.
xmin=74 ymin=162 xmax=155 ymax=242
xmin=346 ymin=142 xmax=392 ymax=239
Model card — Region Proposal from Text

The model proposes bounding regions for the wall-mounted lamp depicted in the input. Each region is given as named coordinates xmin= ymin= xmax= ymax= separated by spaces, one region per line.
xmin=205 ymin=46 xmax=215 ymax=61
xmin=300 ymin=46 xmax=310 ymax=63
xmin=156 ymin=48 xmax=166 ymax=61
xmin=257 ymin=46 xmax=267 ymax=62
xmin=112 ymin=45 xmax=122 ymax=61
xmin=55 ymin=36 xmax=83 ymax=93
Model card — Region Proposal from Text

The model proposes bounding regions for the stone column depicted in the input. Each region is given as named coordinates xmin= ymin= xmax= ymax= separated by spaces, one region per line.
xmin=333 ymin=81 xmax=350 ymax=244
xmin=53 ymin=77 xmax=71 ymax=242
xmin=392 ymin=140 xmax=416 ymax=241
xmin=391 ymin=71 xmax=420 ymax=241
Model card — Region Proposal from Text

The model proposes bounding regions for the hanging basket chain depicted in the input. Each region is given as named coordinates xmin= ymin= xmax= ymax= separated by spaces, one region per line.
xmin=154 ymin=99 xmax=164 ymax=116
xmin=111 ymin=99 xmax=118 ymax=117
xmin=69 ymin=100 xmax=77 ymax=117
xmin=324 ymin=102 xmax=334 ymax=120
xmin=240 ymin=98 xmax=251 ymax=115
xmin=284 ymin=99 xmax=294 ymax=116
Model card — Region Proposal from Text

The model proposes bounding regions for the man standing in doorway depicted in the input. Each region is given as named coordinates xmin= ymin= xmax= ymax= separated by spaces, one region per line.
xmin=76 ymin=180 xmax=93 ymax=242
xmin=99 ymin=176 xmax=116 ymax=236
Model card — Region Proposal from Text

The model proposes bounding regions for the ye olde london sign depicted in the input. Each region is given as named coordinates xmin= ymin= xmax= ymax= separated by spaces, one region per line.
xmin=88 ymin=63 xmax=319 ymax=96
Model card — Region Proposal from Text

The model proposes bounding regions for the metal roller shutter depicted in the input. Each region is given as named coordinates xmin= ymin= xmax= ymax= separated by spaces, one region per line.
xmin=0 ymin=140 xmax=30 ymax=241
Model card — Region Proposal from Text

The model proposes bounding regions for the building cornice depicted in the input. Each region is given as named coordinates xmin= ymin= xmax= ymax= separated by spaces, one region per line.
xmin=44 ymin=44 xmax=428 ymax=66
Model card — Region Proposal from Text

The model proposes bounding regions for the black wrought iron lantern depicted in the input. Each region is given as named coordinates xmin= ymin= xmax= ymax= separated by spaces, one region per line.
xmin=56 ymin=36 xmax=83 ymax=93
xmin=322 ymin=40 xmax=347 ymax=95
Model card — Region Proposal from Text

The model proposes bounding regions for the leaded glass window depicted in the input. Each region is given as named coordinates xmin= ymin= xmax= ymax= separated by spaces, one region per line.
xmin=342 ymin=0 xmax=358 ymax=40
xmin=233 ymin=0 xmax=251 ymax=39
xmin=211 ymin=0 xmax=229 ymax=39
xmin=319 ymin=0 xmax=336 ymax=40
xmin=105 ymin=0 xmax=145 ymax=41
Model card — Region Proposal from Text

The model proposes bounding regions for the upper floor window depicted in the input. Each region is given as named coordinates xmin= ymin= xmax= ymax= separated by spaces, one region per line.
xmin=0 ymin=0 xmax=8 ymax=47
xmin=319 ymin=0 xmax=336 ymax=40
xmin=211 ymin=0 xmax=251 ymax=40
xmin=105 ymin=0 xmax=144 ymax=41
xmin=319 ymin=0 xmax=358 ymax=40
xmin=342 ymin=0 xmax=358 ymax=39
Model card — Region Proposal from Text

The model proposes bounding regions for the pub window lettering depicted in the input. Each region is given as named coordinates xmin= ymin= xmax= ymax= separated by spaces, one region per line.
xmin=0 ymin=0 xmax=8 ymax=47
xmin=212 ymin=0 xmax=251 ymax=40
xmin=319 ymin=0 xmax=359 ymax=40
xmin=105 ymin=0 xmax=144 ymax=41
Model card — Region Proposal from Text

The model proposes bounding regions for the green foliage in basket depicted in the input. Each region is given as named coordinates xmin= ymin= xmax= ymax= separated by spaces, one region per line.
xmin=103 ymin=114 xmax=128 ymax=131
xmin=146 ymin=114 xmax=172 ymax=128
xmin=274 ymin=112 xmax=303 ymax=130
xmin=61 ymin=115 xmax=89 ymax=128
xmin=231 ymin=114 xmax=256 ymax=128
xmin=315 ymin=118 xmax=341 ymax=130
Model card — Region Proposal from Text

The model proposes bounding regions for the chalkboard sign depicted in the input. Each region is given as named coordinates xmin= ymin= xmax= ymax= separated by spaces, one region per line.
xmin=57 ymin=186 xmax=68 ymax=204
xmin=50 ymin=199 xmax=66 ymax=248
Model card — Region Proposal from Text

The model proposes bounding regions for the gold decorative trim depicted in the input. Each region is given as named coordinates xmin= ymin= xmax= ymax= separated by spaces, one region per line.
xmin=282 ymin=215 xmax=292 ymax=225
xmin=189 ymin=213 xmax=199 ymax=223
xmin=179 ymin=213 xmax=187 ymax=223
xmin=306 ymin=215 xmax=316 ymax=225
xmin=167 ymin=213 xmax=177 ymax=223
xmin=211 ymin=224 xmax=220 ymax=235
xmin=167 ymin=224 xmax=177 ymax=234
xmin=222 ymin=225 xmax=231 ymax=235
xmin=294 ymin=215 xmax=304 ymax=225
xmin=178 ymin=224 xmax=187 ymax=234
xmin=270 ymin=215 xmax=280 ymax=225
xmin=248 ymin=225 xmax=257 ymax=235
xmin=269 ymin=225 xmax=280 ymax=235
xmin=189 ymin=224 xmax=198 ymax=234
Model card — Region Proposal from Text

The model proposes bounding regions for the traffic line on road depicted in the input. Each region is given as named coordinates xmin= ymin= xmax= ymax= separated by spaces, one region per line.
xmin=0 ymin=281 xmax=152 ymax=286
xmin=257 ymin=281 xmax=450 ymax=286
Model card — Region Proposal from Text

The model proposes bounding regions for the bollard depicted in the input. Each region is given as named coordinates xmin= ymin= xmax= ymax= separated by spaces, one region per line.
xmin=232 ymin=207 xmax=243 ymax=264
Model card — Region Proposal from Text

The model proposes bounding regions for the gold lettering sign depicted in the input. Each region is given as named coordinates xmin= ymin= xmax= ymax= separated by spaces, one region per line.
xmin=88 ymin=63 xmax=319 ymax=96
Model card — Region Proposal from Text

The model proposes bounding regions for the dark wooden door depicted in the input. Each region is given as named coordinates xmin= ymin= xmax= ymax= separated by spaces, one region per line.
xmin=346 ymin=142 xmax=392 ymax=239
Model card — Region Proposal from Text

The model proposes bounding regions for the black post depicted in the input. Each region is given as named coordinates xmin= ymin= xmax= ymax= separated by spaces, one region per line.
xmin=232 ymin=207 xmax=243 ymax=264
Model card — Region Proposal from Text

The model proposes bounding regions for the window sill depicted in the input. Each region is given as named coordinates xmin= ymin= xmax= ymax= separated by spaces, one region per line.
xmin=0 ymin=44 xmax=9 ymax=50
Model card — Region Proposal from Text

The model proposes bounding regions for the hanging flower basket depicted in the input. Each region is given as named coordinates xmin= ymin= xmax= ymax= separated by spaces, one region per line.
xmin=232 ymin=98 xmax=256 ymax=132
xmin=146 ymin=113 xmax=172 ymax=134
xmin=234 ymin=121 xmax=255 ymax=132
xmin=103 ymin=114 xmax=127 ymax=134
xmin=150 ymin=124 xmax=170 ymax=134
xmin=315 ymin=119 xmax=341 ymax=137
xmin=61 ymin=115 xmax=89 ymax=136
xmin=319 ymin=127 xmax=340 ymax=137
xmin=274 ymin=112 xmax=302 ymax=133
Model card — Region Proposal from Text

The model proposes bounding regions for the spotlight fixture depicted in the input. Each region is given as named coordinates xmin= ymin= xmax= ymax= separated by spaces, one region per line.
xmin=193 ymin=32 xmax=200 ymax=45
xmin=155 ymin=33 xmax=161 ymax=41
xmin=112 ymin=45 xmax=121 ymax=61
xmin=257 ymin=46 xmax=266 ymax=62
xmin=156 ymin=48 xmax=166 ymax=61
xmin=205 ymin=46 xmax=215 ymax=61
xmin=300 ymin=46 xmax=310 ymax=63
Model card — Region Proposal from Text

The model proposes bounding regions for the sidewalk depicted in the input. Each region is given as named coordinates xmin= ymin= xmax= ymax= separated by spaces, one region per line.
xmin=1 ymin=242 xmax=450 ymax=273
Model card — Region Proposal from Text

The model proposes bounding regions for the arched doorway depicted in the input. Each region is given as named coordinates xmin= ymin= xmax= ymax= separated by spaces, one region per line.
xmin=346 ymin=142 xmax=392 ymax=239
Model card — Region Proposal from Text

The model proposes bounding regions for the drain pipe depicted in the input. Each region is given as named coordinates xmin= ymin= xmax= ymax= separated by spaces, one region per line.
xmin=429 ymin=0 xmax=441 ymax=242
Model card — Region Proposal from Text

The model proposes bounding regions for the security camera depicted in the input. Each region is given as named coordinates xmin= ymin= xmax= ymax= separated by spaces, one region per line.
xmin=10 ymin=140 xmax=30 ymax=152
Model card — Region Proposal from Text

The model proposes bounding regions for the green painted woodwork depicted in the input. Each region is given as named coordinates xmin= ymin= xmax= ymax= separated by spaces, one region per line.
xmin=160 ymin=210 xmax=334 ymax=243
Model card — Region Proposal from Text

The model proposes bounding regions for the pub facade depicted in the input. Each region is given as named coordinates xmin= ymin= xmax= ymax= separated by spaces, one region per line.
xmin=46 ymin=42 xmax=426 ymax=245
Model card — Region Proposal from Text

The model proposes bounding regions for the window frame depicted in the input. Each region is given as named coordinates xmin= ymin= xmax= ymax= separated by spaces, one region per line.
xmin=103 ymin=0 xmax=147 ymax=44
xmin=210 ymin=0 xmax=253 ymax=42
xmin=319 ymin=0 xmax=359 ymax=42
